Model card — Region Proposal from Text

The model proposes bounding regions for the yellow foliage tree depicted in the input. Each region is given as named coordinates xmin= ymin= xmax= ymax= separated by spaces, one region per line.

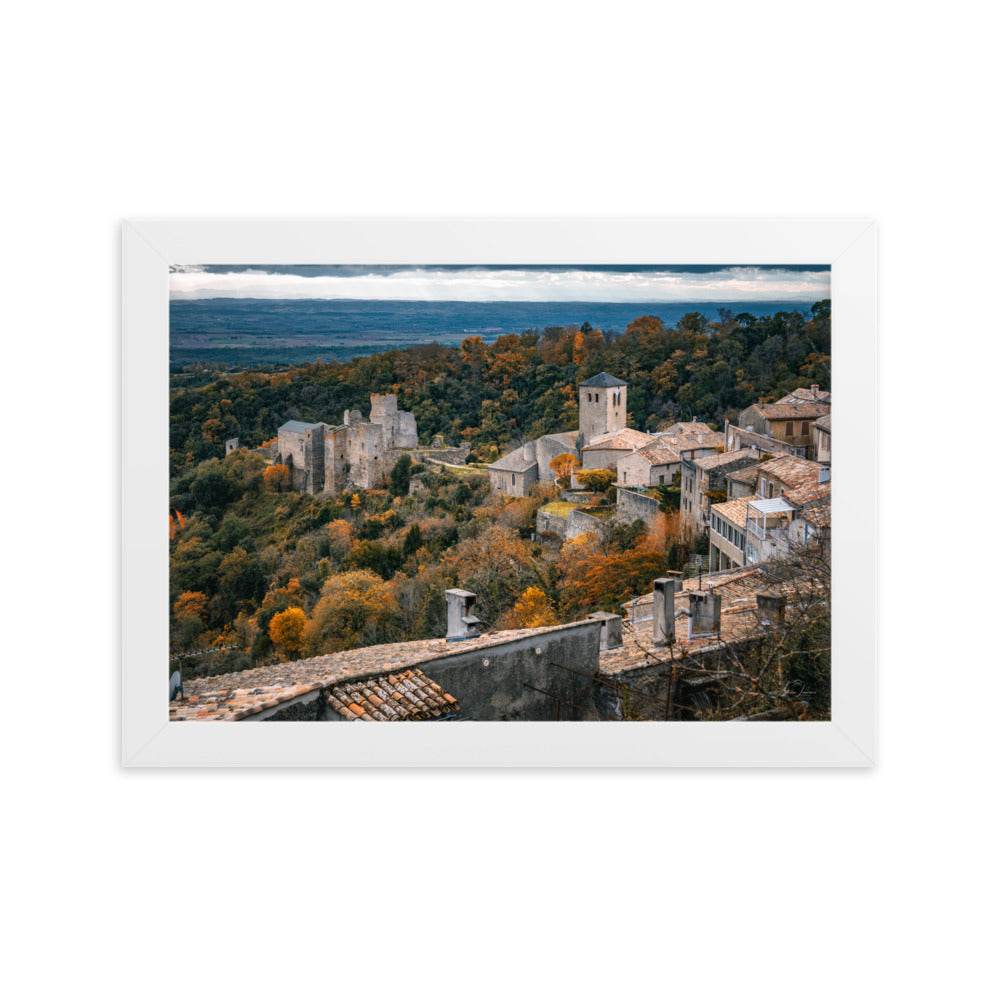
xmin=502 ymin=586 xmax=559 ymax=628
xmin=300 ymin=570 xmax=398 ymax=655
xmin=269 ymin=606 xmax=307 ymax=656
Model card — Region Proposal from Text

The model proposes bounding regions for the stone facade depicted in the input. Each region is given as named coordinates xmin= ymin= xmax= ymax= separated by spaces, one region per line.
xmin=489 ymin=372 xmax=626 ymax=497
xmin=578 ymin=373 xmax=627 ymax=444
xmin=276 ymin=394 xmax=419 ymax=495
xmin=735 ymin=401 xmax=829 ymax=460
xmin=680 ymin=449 xmax=761 ymax=532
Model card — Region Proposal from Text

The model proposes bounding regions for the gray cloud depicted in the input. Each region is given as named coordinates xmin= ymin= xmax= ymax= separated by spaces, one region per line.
xmin=169 ymin=265 xmax=830 ymax=303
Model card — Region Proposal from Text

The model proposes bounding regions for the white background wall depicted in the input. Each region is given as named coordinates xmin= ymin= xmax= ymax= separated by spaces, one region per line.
xmin=5 ymin=3 xmax=994 ymax=998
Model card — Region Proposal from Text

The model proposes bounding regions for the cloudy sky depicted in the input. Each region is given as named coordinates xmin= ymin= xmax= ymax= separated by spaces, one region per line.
xmin=169 ymin=264 xmax=830 ymax=303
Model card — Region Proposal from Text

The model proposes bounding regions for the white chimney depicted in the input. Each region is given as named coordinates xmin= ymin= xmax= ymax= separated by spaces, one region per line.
xmin=652 ymin=577 xmax=681 ymax=646
xmin=445 ymin=589 xmax=481 ymax=641
xmin=688 ymin=590 xmax=722 ymax=636
xmin=588 ymin=611 xmax=623 ymax=650
xmin=818 ymin=466 xmax=830 ymax=484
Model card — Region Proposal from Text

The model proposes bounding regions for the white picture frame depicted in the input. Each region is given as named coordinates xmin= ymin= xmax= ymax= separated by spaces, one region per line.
xmin=123 ymin=217 xmax=876 ymax=766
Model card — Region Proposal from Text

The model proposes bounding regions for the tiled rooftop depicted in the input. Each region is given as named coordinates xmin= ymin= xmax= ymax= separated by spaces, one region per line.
xmin=583 ymin=428 xmax=657 ymax=451
xmin=754 ymin=401 xmax=831 ymax=421
xmin=756 ymin=455 xmax=824 ymax=492
xmin=539 ymin=430 xmax=581 ymax=448
xmin=634 ymin=439 xmax=682 ymax=463
xmin=278 ymin=419 xmax=323 ymax=434
xmin=813 ymin=413 xmax=832 ymax=433
xmin=581 ymin=371 xmax=628 ymax=388
xmin=170 ymin=623 xmax=585 ymax=721
xmin=709 ymin=496 xmax=751 ymax=528
xmin=775 ymin=386 xmax=832 ymax=405
xmin=664 ymin=431 xmax=726 ymax=453
xmin=602 ymin=568 xmax=781 ymax=675
xmin=324 ymin=668 xmax=460 ymax=721
xmin=693 ymin=449 xmax=760 ymax=471
xmin=800 ymin=497 xmax=832 ymax=528
xmin=726 ymin=464 xmax=763 ymax=485
xmin=784 ymin=480 xmax=832 ymax=507
xmin=489 ymin=450 xmax=537 ymax=473
xmin=661 ymin=421 xmax=714 ymax=435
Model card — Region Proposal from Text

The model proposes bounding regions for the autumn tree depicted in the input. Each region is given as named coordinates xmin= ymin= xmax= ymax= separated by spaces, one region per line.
xmin=263 ymin=463 xmax=290 ymax=492
xmin=549 ymin=452 xmax=581 ymax=490
xmin=268 ymin=606 xmax=306 ymax=657
xmin=173 ymin=590 xmax=209 ymax=620
xmin=501 ymin=586 xmax=559 ymax=628
xmin=301 ymin=570 xmax=400 ymax=655
xmin=576 ymin=468 xmax=616 ymax=494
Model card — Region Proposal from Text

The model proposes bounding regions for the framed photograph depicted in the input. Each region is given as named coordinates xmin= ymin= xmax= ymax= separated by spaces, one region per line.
xmin=123 ymin=218 xmax=876 ymax=766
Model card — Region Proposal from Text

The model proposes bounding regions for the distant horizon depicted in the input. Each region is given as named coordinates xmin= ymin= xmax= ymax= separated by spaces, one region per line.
xmin=169 ymin=264 xmax=831 ymax=304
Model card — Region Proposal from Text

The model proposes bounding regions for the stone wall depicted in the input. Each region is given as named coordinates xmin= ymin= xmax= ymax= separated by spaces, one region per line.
xmin=616 ymin=488 xmax=660 ymax=529
xmin=536 ymin=508 xmax=570 ymax=540
xmin=566 ymin=508 xmax=606 ymax=540
xmin=581 ymin=447 xmax=625 ymax=471
xmin=413 ymin=620 xmax=604 ymax=720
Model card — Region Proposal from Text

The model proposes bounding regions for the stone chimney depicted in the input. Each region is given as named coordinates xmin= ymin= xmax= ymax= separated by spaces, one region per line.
xmin=688 ymin=589 xmax=722 ymax=635
xmin=523 ymin=438 xmax=537 ymax=462
xmin=652 ymin=577 xmax=681 ymax=646
xmin=811 ymin=384 xmax=820 ymax=393
xmin=756 ymin=593 xmax=786 ymax=626
xmin=588 ymin=611 xmax=623 ymax=650
xmin=445 ymin=589 xmax=481 ymax=641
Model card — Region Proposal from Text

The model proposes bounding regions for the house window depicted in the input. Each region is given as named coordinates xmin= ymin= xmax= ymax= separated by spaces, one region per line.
xmin=785 ymin=422 xmax=794 ymax=436
xmin=659 ymin=475 xmax=664 ymax=484
xmin=801 ymin=421 xmax=809 ymax=435
xmin=511 ymin=474 xmax=515 ymax=485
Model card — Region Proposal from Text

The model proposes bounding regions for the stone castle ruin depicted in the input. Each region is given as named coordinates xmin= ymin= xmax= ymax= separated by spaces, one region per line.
xmin=270 ymin=393 xmax=420 ymax=494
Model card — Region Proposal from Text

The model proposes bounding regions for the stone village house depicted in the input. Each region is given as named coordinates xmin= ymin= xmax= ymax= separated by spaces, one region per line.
xmin=708 ymin=457 xmax=831 ymax=571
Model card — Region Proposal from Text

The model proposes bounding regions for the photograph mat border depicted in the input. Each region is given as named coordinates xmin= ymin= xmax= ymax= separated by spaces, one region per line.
xmin=123 ymin=217 xmax=876 ymax=766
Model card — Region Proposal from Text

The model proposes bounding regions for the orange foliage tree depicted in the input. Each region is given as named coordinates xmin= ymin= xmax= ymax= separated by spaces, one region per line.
xmin=263 ymin=463 xmax=290 ymax=492
xmin=173 ymin=590 xmax=209 ymax=620
xmin=560 ymin=538 xmax=670 ymax=614
xmin=549 ymin=452 xmax=581 ymax=490
xmin=269 ymin=606 xmax=307 ymax=656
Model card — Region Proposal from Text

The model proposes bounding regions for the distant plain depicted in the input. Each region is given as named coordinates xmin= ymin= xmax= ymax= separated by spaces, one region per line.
xmin=170 ymin=297 xmax=818 ymax=368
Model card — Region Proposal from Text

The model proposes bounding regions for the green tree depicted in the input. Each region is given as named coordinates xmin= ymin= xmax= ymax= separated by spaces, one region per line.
xmin=389 ymin=453 xmax=413 ymax=497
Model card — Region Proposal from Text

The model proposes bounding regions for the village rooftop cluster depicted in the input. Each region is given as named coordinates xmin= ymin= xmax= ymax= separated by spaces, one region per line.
xmin=172 ymin=372 xmax=831 ymax=722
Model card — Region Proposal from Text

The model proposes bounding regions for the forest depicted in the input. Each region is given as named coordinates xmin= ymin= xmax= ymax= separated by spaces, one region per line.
xmin=169 ymin=304 xmax=830 ymax=679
